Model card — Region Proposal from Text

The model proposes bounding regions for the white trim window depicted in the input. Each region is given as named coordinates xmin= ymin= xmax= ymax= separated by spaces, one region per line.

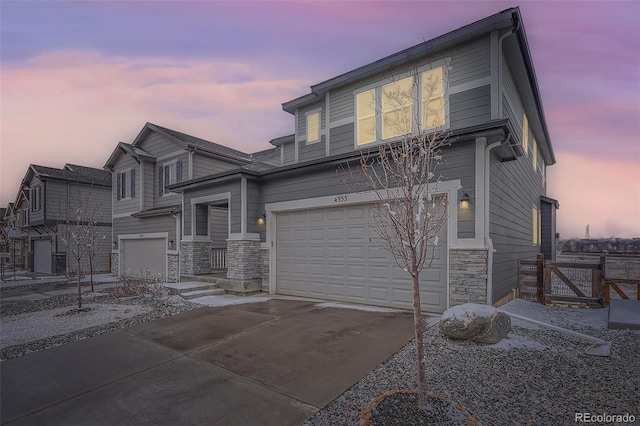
xmin=532 ymin=138 xmax=538 ymax=170
xmin=522 ymin=113 xmax=529 ymax=155
xmin=532 ymin=205 xmax=541 ymax=246
xmin=306 ymin=110 xmax=321 ymax=144
xmin=116 ymin=169 xmax=135 ymax=200
xmin=159 ymin=160 xmax=182 ymax=196
xmin=356 ymin=64 xmax=447 ymax=146
xmin=31 ymin=186 xmax=42 ymax=212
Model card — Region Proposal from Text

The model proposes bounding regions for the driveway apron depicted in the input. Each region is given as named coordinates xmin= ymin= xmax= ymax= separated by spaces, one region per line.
xmin=1 ymin=299 xmax=414 ymax=425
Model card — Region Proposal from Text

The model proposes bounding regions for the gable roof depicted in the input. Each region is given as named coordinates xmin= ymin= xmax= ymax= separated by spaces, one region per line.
xmin=22 ymin=163 xmax=111 ymax=188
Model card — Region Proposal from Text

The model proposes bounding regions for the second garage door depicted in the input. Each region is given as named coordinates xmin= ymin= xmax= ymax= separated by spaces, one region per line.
xmin=275 ymin=203 xmax=448 ymax=313
xmin=33 ymin=239 xmax=52 ymax=274
xmin=121 ymin=238 xmax=167 ymax=278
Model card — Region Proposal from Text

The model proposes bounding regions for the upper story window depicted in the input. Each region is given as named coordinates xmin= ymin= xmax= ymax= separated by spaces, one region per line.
xmin=306 ymin=111 xmax=320 ymax=144
xmin=532 ymin=138 xmax=538 ymax=170
xmin=159 ymin=160 xmax=182 ymax=196
xmin=117 ymin=169 xmax=135 ymax=200
xmin=356 ymin=65 xmax=447 ymax=146
xmin=522 ymin=113 xmax=529 ymax=154
xmin=532 ymin=205 xmax=541 ymax=246
xmin=22 ymin=209 xmax=29 ymax=227
xmin=31 ymin=186 xmax=42 ymax=212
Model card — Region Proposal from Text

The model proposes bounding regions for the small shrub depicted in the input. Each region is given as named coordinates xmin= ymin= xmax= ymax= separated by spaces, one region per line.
xmin=112 ymin=269 xmax=168 ymax=299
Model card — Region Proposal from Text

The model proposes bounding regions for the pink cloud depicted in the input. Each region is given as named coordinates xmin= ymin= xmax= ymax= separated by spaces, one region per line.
xmin=546 ymin=151 xmax=640 ymax=239
xmin=1 ymin=50 xmax=310 ymax=206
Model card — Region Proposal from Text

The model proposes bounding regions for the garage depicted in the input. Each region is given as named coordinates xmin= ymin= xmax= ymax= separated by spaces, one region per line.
xmin=120 ymin=238 xmax=167 ymax=278
xmin=275 ymin=203 xmax=448 ymax=313
xmin=33 ymin=239 xmax=52 ymax=274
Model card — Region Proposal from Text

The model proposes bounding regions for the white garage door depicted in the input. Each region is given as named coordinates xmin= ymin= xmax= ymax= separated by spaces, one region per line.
xmin=275 ymin=203 xmax=448 ymax=313
xmin=33 ymin=239 xmax=52 ymax=274
xmin=121 ymin=238 xmax=166 ymax=278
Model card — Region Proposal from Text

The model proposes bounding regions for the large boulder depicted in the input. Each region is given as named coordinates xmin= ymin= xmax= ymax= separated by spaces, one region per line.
xmin=439 ymin=303 xmax=511 ymax=344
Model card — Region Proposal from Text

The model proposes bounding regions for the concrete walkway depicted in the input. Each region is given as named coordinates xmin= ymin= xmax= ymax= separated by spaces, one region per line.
xmin=1 ymin=299 xmax=415 ymax=425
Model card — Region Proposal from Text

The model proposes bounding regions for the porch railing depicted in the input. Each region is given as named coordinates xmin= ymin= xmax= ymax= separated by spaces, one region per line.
xmin=210 ymin=248 xmax=227 ymax=270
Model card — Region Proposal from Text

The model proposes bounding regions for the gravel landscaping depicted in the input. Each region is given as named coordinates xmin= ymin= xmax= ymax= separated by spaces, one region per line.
xmin=304 ymin=299 xmax=640 ymax=425
xmin=0 ymin=288 xmax=200 ymax=360
xmin=2 ymin=284 xmax=638 ymax=425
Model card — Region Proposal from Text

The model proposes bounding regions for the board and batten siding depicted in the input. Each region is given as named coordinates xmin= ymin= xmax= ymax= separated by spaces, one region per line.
xmin=182 ymin=181 xmax=241 ymax=236
xmin=489 ymin=148 xmax=545 ymax=302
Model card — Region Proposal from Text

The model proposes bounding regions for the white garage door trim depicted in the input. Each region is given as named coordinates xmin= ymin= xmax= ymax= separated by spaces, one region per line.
xmin=33 ymin=238 xmax=52 ymax=274
xmin=118 ymin=232 xmax=168 ymax=278
xmin=266 ymin=179 xmax=461 ymax=310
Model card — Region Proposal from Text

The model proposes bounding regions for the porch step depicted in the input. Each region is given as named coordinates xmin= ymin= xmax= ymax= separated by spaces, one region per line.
xmin=165 ymin=281 xmax=225 ymax=299
xmin=181 ymin=288 xmax=226 ymax=300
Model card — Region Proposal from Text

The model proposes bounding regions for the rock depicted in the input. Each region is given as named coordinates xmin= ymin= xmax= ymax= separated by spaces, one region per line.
xmin=439 ymin=303 xmax=511 ymax=344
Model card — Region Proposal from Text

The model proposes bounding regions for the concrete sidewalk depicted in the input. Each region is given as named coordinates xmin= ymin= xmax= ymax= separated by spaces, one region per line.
xmin=1 ymin=299 xmax=415 ymax=425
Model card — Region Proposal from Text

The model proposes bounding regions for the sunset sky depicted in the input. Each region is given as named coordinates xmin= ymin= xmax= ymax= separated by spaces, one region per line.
xmin=1 ymin=1 xmax=639 ymax=238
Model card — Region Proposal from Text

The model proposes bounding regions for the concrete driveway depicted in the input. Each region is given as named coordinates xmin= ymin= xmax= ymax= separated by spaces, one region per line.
xmin=1 ymin=299 xmax=414 ymax=425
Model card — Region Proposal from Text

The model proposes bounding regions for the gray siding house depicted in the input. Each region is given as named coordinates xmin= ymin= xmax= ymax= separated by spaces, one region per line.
xmin=103 ymin=122 xmax=278 ymax=281
xmin=163 ymin=7 xmax=559 ymax=313
xmin=18 ymin=164 xmax=112 ymax=275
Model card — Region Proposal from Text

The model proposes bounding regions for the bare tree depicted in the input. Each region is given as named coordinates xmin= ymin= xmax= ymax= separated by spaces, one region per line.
xmin=57 ymin=185 xmax=106 ymax=308
xmin=342 ymin=64 xmax=452 ymax=409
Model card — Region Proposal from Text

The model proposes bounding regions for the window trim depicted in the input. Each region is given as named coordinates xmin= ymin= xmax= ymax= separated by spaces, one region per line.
xmin=354 ymin=60 xmax=449 ymax=148
xmin=532 ymin=205 xmax=541 ymax=246
xmin=522 ymin=113 xmax=529 ymax=155
xmin=117 ymin=168 xmax=135 ymax=200
xmin=31 ymin=186 xmax=42 ymax=212
xmin=305 ymin=109 xmax=321 ymax=144
xmin=159 ymin=159 xmax=182 ymax=197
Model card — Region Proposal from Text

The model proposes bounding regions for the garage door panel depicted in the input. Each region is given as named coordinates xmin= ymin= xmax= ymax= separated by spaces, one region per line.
xmin=276 ymin=203 xmax=448 ymax=313
xmin=121 ymin=238 xmax=166 ymax=277
xmin=33 ymin=239 xmax=52 ymax=274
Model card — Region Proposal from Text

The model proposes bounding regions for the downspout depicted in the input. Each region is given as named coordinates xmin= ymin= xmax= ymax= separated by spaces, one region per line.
xmin=485 ymin=16 xmax=519 ymax=304
xmin=484 ymin=140 xmax=502 ymax=305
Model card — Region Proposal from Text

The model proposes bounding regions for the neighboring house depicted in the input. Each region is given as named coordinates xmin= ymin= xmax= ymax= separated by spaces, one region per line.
xmin=103 ymin=122 xmax=280 ymax=282
xmin=162 ymin=7 xmax=558 ymax=313
xmin=4 ymin=197 xmax=29 ymax=270
xmin=18 ymin=164 xmax=112 ymax=275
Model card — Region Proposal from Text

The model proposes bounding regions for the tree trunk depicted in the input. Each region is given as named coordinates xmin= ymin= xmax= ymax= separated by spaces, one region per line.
xmin=89 ymin=256 xmax=94 ymax=292
xmin=76 ymin=246 xmax=82 ymax=309
xmin=412 ymin=271 xmax=428 ymax=408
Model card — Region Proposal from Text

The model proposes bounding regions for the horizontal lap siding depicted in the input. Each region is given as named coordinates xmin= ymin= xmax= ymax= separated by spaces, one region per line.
xmin=329 ymin=124 xmax=354 ymax=156
xmin=62 ymin=224 xmax=112 ymax=273
xmin=450 ymin=85 xmax=491 ymax=130
xmin=47 ymin=181 xmax=112 ymax=224
xmin=246 ymin=180 xmax=262 ymax=235
xmin=210 ymin=207 xmax=228 ymax=249
xmin=138 ymin=132 xmax=182 ymax=159
xmin=113 ymin=155 xmax=139 ymax=215
xmin=448 ymin=37 xmax=490 ymax=87
xmin=192 ymin=155 xmax=238 ymax=179
xmin=502 ymin=56 xmax=523 ymax=141
xmin=282 ymin=142 xmax=295 ymax=165
xmin=329 ymin=85 xmax=354 ymax=122
xmin=113 ymin=215 xmax=175 ymax=241
xmin=490 ymin=151 xmax=545 ymax=302
xmin=441 ymin=141 xmax=476 ymax=238
xmin=298 ymin=136 xmax=325 ymax=162
xmin=143 ymin=161 xmax=154 ymax=210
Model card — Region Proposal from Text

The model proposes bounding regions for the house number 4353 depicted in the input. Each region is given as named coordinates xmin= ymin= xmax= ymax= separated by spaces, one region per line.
xmin=334 ymin=195 xmax=348 ymax=203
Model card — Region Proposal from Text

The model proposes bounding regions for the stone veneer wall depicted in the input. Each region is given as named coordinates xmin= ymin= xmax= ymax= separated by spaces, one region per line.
xmin=167 ymin=253 xmax=179 ymax=282
xmin=227 ymin=238 xmax=262 ymax=281
xmin=260 ymin=247 xmax=269 ymax=292
xmin=449 ymin=248 xmax=488 ymax=305
xmin=180 ymin=241 xmax=213 ymax=275
xmin=111 ymin=252 xmax=118 ymax=275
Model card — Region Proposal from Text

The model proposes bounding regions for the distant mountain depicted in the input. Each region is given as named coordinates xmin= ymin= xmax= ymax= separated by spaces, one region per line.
xmin=557 ymin=238 xmax=640 ymax=254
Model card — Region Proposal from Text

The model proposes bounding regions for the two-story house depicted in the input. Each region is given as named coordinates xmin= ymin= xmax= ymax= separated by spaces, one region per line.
xmin=164 ymin=7 xmax=558 ymax=313
xmin=18 ymin=164 xmax=112 ymax=275
xmin=103 ymin=122 xmax=280 ymax=282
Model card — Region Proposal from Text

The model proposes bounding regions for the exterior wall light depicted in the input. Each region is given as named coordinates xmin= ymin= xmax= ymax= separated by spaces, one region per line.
xmin=459 ymin=192 xmax=471 ymax=210
xmin=257 ymin=212 xmax=266 ymax=226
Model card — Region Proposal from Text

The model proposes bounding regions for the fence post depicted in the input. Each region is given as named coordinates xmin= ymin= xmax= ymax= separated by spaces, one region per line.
xmin=536 ymin=253 xmax=544 ymax=304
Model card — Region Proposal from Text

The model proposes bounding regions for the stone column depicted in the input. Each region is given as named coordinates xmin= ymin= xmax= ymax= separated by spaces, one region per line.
xmin=167 ymin=253 xmax=179 ymax=282
xmin=449 ymin=248 xmax=489 ymax=305
xmin=260 ymin=245 xmax=270 ymax=292
xmin=226 ymin=235 xmax=262 ymax=281
xmin=111 ymin=252 xmax=119 ymax=275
